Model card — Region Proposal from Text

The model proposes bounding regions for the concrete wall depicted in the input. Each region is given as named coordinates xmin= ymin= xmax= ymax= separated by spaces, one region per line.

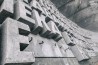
xmin=0 ymin=0 xmax=98 ymax=65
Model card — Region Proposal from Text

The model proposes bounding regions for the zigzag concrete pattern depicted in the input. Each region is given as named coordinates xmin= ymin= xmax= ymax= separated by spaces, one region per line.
xmin=0 ymin=0 xmax=98 ymax=65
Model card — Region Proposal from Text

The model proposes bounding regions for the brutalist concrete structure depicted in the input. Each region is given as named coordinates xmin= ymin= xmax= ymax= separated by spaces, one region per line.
xmin=0 ymin=0 xmax=98 ymax=65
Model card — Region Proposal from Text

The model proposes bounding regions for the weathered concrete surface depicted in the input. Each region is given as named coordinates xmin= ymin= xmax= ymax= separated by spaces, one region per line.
xmin=70 ymin=45 xmax=90 ymax=61
xmin=33 ymin=58 xmax=98 ymax=65
xmin=25 ymin=33 xmax=66 ymax=57
xmin=14 ymin=0 xmax=35 ymax=29
xmin=0 ymin=0 xmax=14 ymax=23
xmin=79 ymin=56 xmax=98 ymax=65
xmin=0 ymin=0 xmax=98 ymax=65
xmin=0 ymin=18 xmax=35 ymax=65
xmin=62 ymin=32 xmax=75 ymax=46
xmin=33 ymin=58 xmax=67 ymax=65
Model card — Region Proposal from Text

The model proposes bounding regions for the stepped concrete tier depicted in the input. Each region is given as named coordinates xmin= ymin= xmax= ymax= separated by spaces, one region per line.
xmin=0 ymin=0 xmax=98 ymax=65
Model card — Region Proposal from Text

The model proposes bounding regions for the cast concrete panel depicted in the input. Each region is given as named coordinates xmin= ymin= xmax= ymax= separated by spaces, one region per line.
xmin=47 ymin=20 xmax=62 ymax=41
xmin=39 ymin=14 xmax=51 ymax=38
xmin=67 ymin=58 xmax=80 ymax=65
xmin=18 ymin=22 xmax=30 ymax=36
xmin=14 ymin=0 xmax=35 ymax=29
xmin=70 ymin=45 xmax=90 ymax=61
xmin=31 ymin=9 xmax=43 ymax=35
xmin=25 ymin=33 xmax=63 ymax=57
xmin=31 ymin=9 xmax=51 ymax=36
xmin=30 ymin=0 xmax=44 ymax=13
xmin=0 ymin=18 xmax=35 ymax=65
xmin=61 ymin=32 xmax=75 ymax=46
xmin=32 ymin=58 xmax=68 ymax=65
